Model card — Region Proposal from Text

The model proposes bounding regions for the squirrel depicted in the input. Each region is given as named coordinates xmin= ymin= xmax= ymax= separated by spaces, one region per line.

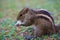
xmin=15 ymin=7 xmax=56 ymax=40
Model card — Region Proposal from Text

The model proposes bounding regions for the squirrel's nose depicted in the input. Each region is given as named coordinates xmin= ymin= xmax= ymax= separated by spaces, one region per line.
xmin=15 ymin=23 xmax=20 ymax=27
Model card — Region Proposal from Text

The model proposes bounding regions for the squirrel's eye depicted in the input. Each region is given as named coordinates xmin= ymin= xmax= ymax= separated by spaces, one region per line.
xmin=20 ymin=14 xmax=22 ymax=16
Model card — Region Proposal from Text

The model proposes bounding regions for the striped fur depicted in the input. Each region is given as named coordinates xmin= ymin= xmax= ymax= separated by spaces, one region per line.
xmin=15 ymin=8 xmax=56 ymax=39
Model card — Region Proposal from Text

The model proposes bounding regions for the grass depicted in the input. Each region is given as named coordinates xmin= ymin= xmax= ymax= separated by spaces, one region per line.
xmin=0 ymin=0 xmax=60 ymax=40
xmin=0 ymin=18 xmax=60 ymax=40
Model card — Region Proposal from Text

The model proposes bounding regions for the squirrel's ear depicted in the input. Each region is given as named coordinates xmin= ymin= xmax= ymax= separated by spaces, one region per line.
xmin=19 ymin=7 xmax=29 ymax=14
xmin=23 ymin=7 xmax=29 ymax=13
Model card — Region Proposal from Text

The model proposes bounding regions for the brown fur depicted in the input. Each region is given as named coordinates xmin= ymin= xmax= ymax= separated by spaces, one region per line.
xmin=16 ymin=7 xmax=56 ymax=38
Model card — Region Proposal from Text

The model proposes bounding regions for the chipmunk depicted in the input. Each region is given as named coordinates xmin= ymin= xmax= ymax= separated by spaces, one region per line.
xmin=15 ymin=7 xmax=56 ymax=40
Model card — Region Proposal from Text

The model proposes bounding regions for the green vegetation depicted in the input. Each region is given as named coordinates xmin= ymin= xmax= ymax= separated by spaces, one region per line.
xmin=0 ymin=0 xmax=60 ymax=40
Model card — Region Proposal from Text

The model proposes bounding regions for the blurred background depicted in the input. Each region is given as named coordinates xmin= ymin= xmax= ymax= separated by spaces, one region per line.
xmin=0 ymin=0 xmax=60 ymax=23
xmin=0 ymin=0 xmax=60 ymax=40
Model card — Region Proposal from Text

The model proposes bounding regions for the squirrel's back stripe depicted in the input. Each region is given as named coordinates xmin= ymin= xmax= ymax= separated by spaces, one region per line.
xmin=38 ymin=10 xmax=54 ymax=22
xmin=36 ymin=14 xmax=54 ymax=25
xmin=30 ymin=9 xmax=54 ymax=23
